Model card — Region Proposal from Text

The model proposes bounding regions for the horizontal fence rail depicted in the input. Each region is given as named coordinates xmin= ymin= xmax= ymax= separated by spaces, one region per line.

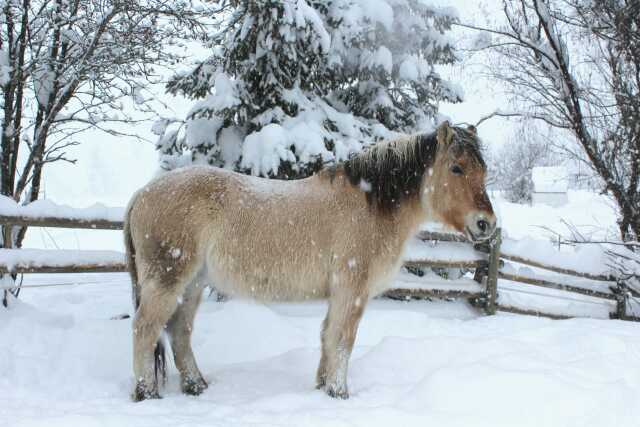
xmin=0 ymin=248 xmax=126 ymax=275
xmin=0 ymin=213 xmax=636 ymax=322
xmin=383 ymin=287 xmax=484 ymax=301
xmin=497 ymin=271 xmax=617 ymax=301
xmin=499 ymin=252 xmax=613 ymax=282
xmin=0 ymin=214 xmax=123 ymax=230
xmin=404 ymin=259 xmax=487 ymax=270
xmin=0 ymin=263 xmax=125 ymax=275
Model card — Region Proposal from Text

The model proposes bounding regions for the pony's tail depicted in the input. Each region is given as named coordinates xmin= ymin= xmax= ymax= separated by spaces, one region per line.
xmin=125 ymin=200 xmax=167 ymax=386
xmin=124 ymin=204 xmax=139 ymax=309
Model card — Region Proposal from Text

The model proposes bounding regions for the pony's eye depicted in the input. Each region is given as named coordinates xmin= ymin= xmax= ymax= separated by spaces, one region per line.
xmin=451 ymin=165 xmax=464 ymax=175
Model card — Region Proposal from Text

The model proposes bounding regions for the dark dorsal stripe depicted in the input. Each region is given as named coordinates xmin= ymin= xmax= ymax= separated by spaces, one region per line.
xmin=343 ymin=132 xmax=438 ymax=212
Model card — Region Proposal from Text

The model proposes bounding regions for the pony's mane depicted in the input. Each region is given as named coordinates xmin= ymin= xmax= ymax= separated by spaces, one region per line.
xmin=342 ymin=132 xmax=438 ymax=212
xmin=453 ymin=127 xmax=486 ymax=169
xmin=339 ymin=127 xmax=484 ymax=212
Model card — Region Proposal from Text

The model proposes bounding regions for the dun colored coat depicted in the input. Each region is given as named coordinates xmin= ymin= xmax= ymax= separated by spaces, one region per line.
xmin=124 ymin=121 xmax=496 ymax=401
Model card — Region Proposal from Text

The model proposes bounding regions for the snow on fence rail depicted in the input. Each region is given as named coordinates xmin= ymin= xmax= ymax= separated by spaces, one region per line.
xmin=0 ymin=196 xmax=124 ymax=230
xmin=0 ymin=204 xmax=637 ymax=321
xmin=0 ymin=248 xmax=125 ymax=274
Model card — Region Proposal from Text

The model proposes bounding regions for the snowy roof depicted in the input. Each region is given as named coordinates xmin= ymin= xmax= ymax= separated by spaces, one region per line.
xmin=532 ymin=167 xmax=568 ymax=193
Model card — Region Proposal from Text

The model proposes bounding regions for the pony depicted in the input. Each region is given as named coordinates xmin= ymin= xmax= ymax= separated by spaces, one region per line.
xmin=124 ymin=121 xmax=496 ymax=401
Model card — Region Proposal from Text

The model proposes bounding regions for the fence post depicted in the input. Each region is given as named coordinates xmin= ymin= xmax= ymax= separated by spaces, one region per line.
xmin=615 ymin=280 xmax=628 ymax=320
xmin=485 ymin=228 xmax=502 ymax=315
xmin=1 ymin=223 xmax=15 ymax=308
xmin=472 ymin=241 xmax=490 ymax=284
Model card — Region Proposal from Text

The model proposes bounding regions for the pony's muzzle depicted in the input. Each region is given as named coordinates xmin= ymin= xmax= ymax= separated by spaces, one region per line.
xmin=465 ymin=212 xmax=497 ymax=242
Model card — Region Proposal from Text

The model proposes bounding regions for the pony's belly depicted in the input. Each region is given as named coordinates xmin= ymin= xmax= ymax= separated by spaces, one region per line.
xmin=209 ymin=267 xmax=330 ymax=302
xmin=367 ymin=258 xmax=405 ymax=297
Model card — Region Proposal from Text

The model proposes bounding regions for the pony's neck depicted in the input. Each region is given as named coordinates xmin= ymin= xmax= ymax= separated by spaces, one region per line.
xmin=393 ymin=196 xmax=429 ymax=241
xmin=315 ymin=167 xmax=429 ymax=241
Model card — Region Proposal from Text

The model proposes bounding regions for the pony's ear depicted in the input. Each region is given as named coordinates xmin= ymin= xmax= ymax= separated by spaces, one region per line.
xmin=436 ymin=121 xmax=454 ymax=146
xmin=467 ymin=125 xmax=477 ymax=135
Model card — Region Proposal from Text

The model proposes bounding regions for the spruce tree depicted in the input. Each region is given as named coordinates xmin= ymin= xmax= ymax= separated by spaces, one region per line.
xmin=326 ymin=0 xmax=461 ymax=130
xmin=162 ymin=0 xmax=461 ymax=179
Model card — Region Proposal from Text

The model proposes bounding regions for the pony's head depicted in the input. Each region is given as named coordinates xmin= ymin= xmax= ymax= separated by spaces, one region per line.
xmin=343 ymin=121 xmax=496 ymax=241
xmin=425 ymin=121 xmax=496 ymax=241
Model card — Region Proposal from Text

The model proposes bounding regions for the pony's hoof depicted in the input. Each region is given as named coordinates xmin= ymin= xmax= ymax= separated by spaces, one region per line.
xmin=132 ymin=383 xmax=161 ymax=402
xmin=325 ymin=384 xmax=349 ymax=400
xmin=182 ymin=377 xmax=208 ymax=396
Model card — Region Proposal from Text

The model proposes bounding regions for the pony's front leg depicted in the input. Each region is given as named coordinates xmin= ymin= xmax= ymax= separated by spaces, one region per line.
xmin=318 ymin=277 xmax=368 ymax=399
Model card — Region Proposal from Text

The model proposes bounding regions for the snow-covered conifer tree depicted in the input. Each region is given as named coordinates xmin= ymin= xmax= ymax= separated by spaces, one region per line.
xmin=325 ymin=0 xmax=461 ymax=131
xmin=165 ymin=0 xmax=461 ymax=178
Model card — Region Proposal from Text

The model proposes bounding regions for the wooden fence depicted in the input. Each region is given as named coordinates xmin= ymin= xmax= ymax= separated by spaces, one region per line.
xmin=1 ymin=213 xmax=638 ymax=321
xmin=392 ymin=230 xmax=639 ymax=321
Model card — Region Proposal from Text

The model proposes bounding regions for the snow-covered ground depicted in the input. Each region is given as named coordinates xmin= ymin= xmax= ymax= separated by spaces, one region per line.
xmin=2 ymin=190 xmax=639 ymax=427
xmin=1 ymin=0 xmax=635 ymax=423
xmin=2 ymin=273 xmax=639 ymax=427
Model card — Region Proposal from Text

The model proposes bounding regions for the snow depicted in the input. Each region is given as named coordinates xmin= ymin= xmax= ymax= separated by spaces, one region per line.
xmin=500 ymin=261 xmax=614 ymax=295
xmin=358 ymin=179 xmax=372 ymax=192
xmin=186 ymin=116 xmax=224 ymax=151
xmin=502 ymin=237 xmax=611 ymax=277
xmin=132 ymin=86 xmax=146 ymax=105
xmin=499 ymin=279 xmax=615 ymax=319
xmin=237 ymin=90 xmax=386 ymax=176
xmin=240 ymin=123 xmax=297 ymax=177
xmin=295 ymin=0 xmax=331 ymax=53
xmin=496 ymin=190 xmax=618 ymax=241
xmin=532 ymin=166 xmax=568 ymax=193
xmin=3 ymin=273 xmax=640 ymax=427
xmin=191 ymin=73 xmax=241 ymax=113
xmin=394 ymin=269 xmax=484 ymax=293
xmin=0 ymin=48 xmax=10 ymax=86
xmin=363 ymin=47 xmax=393 ymax=74
xmin=357 ymin=0 xmax=394 ymax=31
xmin=0 ymin=195 xmax=124 ymax=223
xmin=218 ymin=126 xmax=244 ymax=168
xmin=0 ymin=249 xmax=124 ymax=274
xmin=398 ymin=55 xmax=431 ymax=81
xmin=404 ymin=238 xmax=485 ymax=264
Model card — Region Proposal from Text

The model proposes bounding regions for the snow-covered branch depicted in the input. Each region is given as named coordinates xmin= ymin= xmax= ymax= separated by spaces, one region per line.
xmin=0 ymin=0 xmax=215 ymax=259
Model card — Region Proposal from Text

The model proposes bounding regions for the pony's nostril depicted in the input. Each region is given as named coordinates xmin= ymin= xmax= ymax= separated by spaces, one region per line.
xmin=477 ymin=219 xmax=489 ymax=233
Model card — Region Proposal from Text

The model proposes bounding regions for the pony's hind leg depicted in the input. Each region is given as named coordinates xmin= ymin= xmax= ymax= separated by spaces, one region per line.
xmin=132 ymin=279 xmax=182 ymax=401
xmin=318 ymin=277 xmax=368 ymax=399
xmin=315 ymin=313 xmax=330 ymax=389
xmin=167 ymin=278 xmax=208 ymax=396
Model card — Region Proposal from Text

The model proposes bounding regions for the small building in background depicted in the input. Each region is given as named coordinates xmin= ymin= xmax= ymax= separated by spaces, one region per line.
xmin=531 ymin=166 xmax=568 ymax=207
